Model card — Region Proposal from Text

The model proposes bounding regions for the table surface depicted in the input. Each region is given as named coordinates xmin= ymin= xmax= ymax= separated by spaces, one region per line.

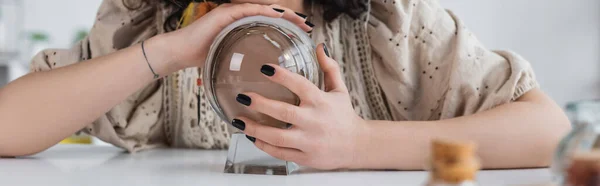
xmin=0 ymin=145 xmax=554 ymax=186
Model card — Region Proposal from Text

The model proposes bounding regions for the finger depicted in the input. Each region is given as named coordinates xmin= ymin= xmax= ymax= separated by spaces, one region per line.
xmin=268 ymin=5 xmax=313 ymax=32
xmin=317 ymin=43 xmax=347 ymax=92
xmin=238 ymin=92 xmax=308 ymax=126
xmin=235 ymin=117 xmax=304 ymax=149
xmin=253 ymin=138 xmax=307 ymax=163
xmin=211 ymin=3 xmax=284 ymax=28
xmin=259 ymin=64 xmax=322 ymax=102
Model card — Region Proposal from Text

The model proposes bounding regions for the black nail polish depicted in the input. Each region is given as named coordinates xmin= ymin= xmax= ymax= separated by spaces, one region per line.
xmin=260 ymin=65 xmax=275 ymax=76
xmin=305 ymin=21 xmax=315 ymax=27
xmin=232 ymin=119 xmax=246 ymax=131
xmin=295 ymin=12 xmax=307 ymax=19
xmin=273 ymin=8 xmax=285 ymax=13
xmin=236 ymin=94 xmax=251 ymax=106
xmin=246 ymin=135 xmax=256 ymax=143
xmin=323 ymin=44 xmax=330 ymax=57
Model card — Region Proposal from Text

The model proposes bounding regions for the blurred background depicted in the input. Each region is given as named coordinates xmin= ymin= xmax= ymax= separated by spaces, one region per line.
xmin=441 ymin=0 xmax=600 ymax=108
xmin=0 ymin=0 xmax=102 ymax=87
xmin=0 ymin=0 xmax=598 ymax=142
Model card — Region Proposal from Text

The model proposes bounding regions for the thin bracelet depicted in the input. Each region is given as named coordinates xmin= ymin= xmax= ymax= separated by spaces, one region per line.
xmin=141 ymin=41 xmax=160 ymax=79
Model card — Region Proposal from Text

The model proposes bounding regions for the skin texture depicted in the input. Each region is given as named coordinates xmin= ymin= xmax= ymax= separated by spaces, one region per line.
xmin=0 ymin=0 xmax=570 ymax=171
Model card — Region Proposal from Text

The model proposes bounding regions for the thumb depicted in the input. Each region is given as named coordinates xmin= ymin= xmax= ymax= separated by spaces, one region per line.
xmin=316 ymin=43 xmax=347 ymax=92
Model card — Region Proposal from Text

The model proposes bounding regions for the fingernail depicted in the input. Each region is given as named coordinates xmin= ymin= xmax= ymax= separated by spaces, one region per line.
xmin=323 ymin=44 xmax=330 ymax=57
xmin=305 ymin=21 xmax=315 ymax=27
xmin=295 ymin=12 xmax=307 ymax=19
xmin=246 ymin=135 xmax=256 ymax=143
xmin=236 ymin=94 xmax=252 ymax=106
xmin=273 ymin=8 xmax=285 ymax=13
xmin=232 ymin=119 xmax=246 ymax=131
xmin=307 ymin=30 xmax=312 ymax=34
xmin=260 ymin=65 xmax=275 ymax=76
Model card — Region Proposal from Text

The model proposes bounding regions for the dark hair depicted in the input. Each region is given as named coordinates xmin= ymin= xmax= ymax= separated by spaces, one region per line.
xmin=316 ymin=0 xmax=368 ymax=22
xmin=122 ymin=0 xmax=368 ymax=32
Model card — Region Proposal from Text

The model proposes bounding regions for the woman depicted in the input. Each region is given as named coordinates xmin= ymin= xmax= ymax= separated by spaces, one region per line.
xmin=0 ymin=0 xmax=570 ymax=170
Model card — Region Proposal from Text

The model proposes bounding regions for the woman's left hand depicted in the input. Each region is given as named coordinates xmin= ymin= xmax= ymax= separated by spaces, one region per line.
xmin=232 ymin=44 xmax=368 ymax=170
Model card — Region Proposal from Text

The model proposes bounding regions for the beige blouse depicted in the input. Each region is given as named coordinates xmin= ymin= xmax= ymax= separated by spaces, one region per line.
xmin=30 ymin=0 xmax=538 ymax=152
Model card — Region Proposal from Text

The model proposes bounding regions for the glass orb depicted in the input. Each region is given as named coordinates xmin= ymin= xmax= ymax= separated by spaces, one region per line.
xmin=203 ymin=16 xmax=323 ymax=129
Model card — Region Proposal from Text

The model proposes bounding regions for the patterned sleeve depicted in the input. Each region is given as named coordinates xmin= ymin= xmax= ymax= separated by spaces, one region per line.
xmin=367 ymin=0 xmax=538 ymax=120
xmin=29 ymin=0 xmax=166 ymax=152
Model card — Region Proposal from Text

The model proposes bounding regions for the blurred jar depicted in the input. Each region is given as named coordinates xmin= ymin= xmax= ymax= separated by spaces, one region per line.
xmin=552 ymin=100 xmax=600 ymax=184
xmin=0 ymin=0 xmax=23 ymax=62
xmin=426 ymin=139 xmax=480 ymax=186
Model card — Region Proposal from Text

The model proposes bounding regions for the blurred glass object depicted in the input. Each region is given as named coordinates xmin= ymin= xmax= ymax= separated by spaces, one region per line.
xmin=0 ymin=0 xmax=22 ymax=63
xmin=552 ymin=100 xmax=600 ymax=184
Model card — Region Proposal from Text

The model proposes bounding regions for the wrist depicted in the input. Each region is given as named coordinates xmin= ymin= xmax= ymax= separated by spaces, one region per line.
xmin=349 ymin=117 xmax=373 ymax=169
xmin=144 ymin=34 xmax=186 ymax=76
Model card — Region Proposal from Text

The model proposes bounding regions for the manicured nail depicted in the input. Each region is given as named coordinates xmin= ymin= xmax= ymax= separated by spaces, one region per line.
xmin=232 ymin=119 xmax=246 ymax=131
xmin=323 ymin=44 xmax=330 ymax=57
xmin=246 ymin=135 xmax=256 ymax=143
xmin=260 ymin=65 xmax=275 ymax=76
xmin=305 ymin=21 xmax=315 ymax=27
xmin=295 ymin=12 xmax=307 ymax=19
xmin=236 ymin=94 xmax=252 ymax=106
xmin=273 ymin=8 xmax=285 ymax=13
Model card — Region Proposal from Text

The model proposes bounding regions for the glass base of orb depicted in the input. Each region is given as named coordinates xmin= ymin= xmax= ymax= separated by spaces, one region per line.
xmin=224 ymin=133 xmax=300 ymax=175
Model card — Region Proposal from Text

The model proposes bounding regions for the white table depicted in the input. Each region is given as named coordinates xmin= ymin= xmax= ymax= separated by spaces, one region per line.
xmin=0 ymin=145 xmax=554 ymax=186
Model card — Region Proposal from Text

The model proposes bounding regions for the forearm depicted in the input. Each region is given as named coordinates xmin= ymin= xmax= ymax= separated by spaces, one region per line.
xmin=0 ymin=34 xmax=178 ymax=156
xmin=355 ymin=89 xmax=571 ymax=170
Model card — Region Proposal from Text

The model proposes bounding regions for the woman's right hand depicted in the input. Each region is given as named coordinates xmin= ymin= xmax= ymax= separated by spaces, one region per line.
xmin=161 ymin=3 xmax=312 ymax=70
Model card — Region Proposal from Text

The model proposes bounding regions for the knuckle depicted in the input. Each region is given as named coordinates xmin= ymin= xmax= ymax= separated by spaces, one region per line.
xmin=324 ymin=65 xmax=337 ymax=74
xmin=330 ymin=59 xmax=341 ymax=69
xmin=280 ymin=106 xmax=297 ymax=122
xmin=274 ymin=133 xmax=286 ymax=147
xmin=311 ymin=92 xmax=326 ymax=105
xmin=324 ymin=59 xmax=341 ymax=71
xmin=275 ymin=71 xmax=288 ymax=83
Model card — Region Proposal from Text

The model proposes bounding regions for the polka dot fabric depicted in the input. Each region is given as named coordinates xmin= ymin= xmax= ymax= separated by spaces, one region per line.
xmin=365 ymin=0 xmax=537 ymax=120
xmin=311 ymin=0 xmax=538 ymax=121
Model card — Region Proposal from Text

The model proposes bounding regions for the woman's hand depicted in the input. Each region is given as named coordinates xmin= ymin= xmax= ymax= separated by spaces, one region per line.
xmin=232 ymin=44 xmax=369 ymax=170
xmin=162 ymin=3 xmax=312 ymax=69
